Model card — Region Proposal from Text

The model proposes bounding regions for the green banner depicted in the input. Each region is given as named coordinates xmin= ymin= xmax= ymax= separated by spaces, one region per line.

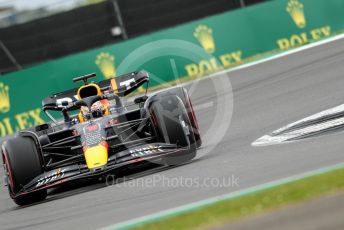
xmin=0 ymin=0 xmax=344 ymax=137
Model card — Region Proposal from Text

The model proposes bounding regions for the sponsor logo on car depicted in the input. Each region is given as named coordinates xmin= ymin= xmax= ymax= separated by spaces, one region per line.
xmin=36 ymin=168 xmax=66 ymax=187
xmin=130 ymin=145 xmax=164 ymax=158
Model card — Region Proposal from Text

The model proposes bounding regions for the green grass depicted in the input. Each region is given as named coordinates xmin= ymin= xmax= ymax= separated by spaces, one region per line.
xmin=131 ymin=167 xmax=344 ymax=230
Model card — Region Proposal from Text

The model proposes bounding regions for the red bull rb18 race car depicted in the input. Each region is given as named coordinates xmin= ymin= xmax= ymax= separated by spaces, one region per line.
xmin=1 ymin=71 xmax=201 ymax=205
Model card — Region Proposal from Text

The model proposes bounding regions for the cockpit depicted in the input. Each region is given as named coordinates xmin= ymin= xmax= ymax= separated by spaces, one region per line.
xmin=77 ymin=84 xmax=110 ymax=122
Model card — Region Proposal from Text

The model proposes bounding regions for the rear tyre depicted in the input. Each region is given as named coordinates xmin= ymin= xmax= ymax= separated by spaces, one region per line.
xmin=150 ymin=95 xmax=196 ymax=166
xmin=2 ymin=134 xmax=47 ymax=205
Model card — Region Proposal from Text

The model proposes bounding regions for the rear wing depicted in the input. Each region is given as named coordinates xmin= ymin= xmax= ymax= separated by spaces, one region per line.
xmin=42 ymin=71 xmax=149 ymax=111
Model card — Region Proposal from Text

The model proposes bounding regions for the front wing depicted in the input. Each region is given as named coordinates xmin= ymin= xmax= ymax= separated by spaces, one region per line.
xmin=12 ymin=143 xmax=187 ymax=199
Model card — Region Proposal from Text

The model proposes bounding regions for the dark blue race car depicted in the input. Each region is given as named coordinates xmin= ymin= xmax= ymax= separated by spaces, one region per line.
xmin=1 ymin=71 xmax=201 ymax=205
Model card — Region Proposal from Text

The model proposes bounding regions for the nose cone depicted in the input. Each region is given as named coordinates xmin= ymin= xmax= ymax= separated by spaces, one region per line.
xmin=84 ymin=142 xmax=108 ymax=169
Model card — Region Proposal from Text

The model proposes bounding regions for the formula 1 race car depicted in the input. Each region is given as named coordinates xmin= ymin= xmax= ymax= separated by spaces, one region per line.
xmin=1 ymin=71 xmax=201 ymax=205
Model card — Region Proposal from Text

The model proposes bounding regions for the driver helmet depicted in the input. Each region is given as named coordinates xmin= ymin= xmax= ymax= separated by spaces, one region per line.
xmin=80 ymin=101 xmax=106 ymax=120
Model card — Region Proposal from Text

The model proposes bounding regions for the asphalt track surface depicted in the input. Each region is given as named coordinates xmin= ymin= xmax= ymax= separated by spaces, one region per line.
xmin=1 ymin=37 xmax=344 ymax=230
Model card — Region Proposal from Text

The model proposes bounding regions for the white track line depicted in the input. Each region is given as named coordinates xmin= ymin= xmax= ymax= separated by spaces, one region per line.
xmin=253 ymin=117 xmax=344 ymax=146
xmin=272 ymin=104 xmax=344 ymax=135
xmin=252 ymin=103 xmax=344 ymax=146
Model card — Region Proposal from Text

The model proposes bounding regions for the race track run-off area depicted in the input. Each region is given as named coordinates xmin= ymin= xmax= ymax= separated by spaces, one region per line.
xmin=1 ymin=36 xmax=344 ymax=230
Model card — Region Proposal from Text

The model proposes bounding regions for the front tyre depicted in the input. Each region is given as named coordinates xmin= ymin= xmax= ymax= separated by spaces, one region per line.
xmin=2 ymin=134 xmax=47 ymax=205
xmin=150 ymin=95 xmax=196 ymax=166
xmin=152 ymin=87 xmax=202 ymax=148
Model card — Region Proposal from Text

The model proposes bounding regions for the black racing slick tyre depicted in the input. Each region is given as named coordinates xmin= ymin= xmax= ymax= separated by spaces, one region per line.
xmin=180 ymin=88 xmax=202 ymax=148
xmin=2 ymin=134 xmax=47 ymax=205
xmin=150 ymin=95 xmax=196 ymax=166
xmin=154 ymin=87 xmax=202 ymax=148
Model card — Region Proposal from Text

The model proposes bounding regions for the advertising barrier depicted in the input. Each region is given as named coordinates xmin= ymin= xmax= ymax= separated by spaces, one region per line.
xmin=0 ymin=0 xmax=344 ymax=137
